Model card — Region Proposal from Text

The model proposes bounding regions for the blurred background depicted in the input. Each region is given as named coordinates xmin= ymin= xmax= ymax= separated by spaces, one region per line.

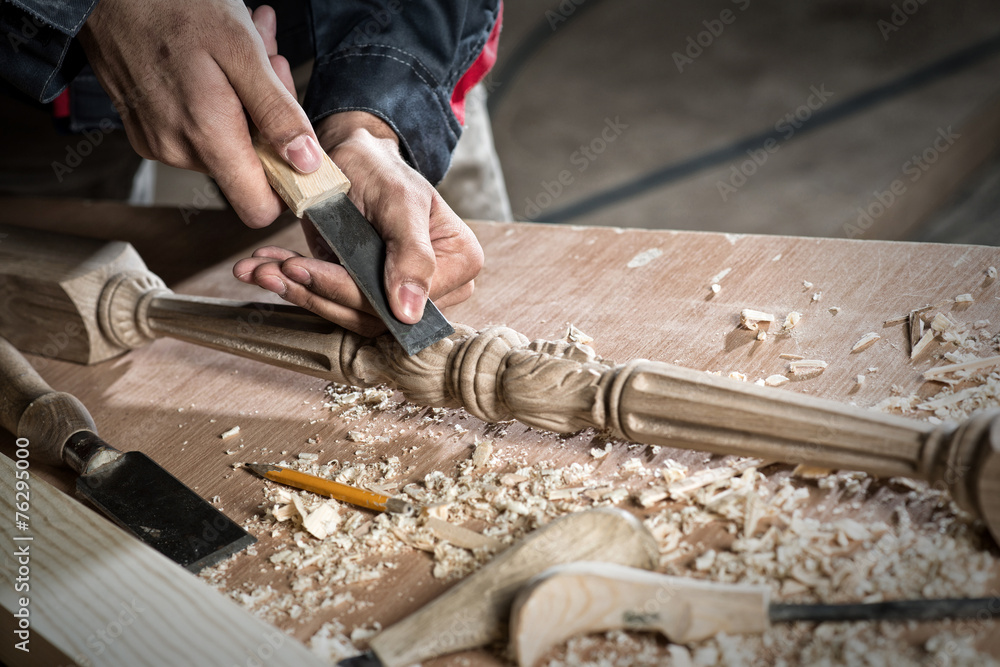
xmin=157 ymin=0 xmax=1000 ymax=244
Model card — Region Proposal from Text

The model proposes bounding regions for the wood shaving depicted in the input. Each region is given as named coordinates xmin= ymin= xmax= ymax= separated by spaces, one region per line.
xmin=779 ymin=354 xmax=804 ymax=360
xmin=471 ymin=438 xmax=493 ymax=468
xmin=220 ymin=426 xmax=240 ymax=439
xmin=954 ymin=293 xmax=974 ymax=303
xmin=828 ymin=306 xmax=840 ymax=315
xmin=788 ymin=359 xmax=827 ymax=375
xmin=590 ymin=443 xmax=612 ymax=459
xmin=851 ymin=332 xmax=880 ymax=353
xmin=710 ymin=283 xmax=721 ymax=294
xmin=811 ymin=292 xmax=822 ymax=302
xmin=782 ymin=311 xmax=801 ymax=330
xmin=564 ymin=324 xmax=593 ymax=345
xmin=710 ymin=267 xmax=732 ymax=284
xmin=792 ymin=464 xmax=832 ymax=479
xmin=739 ymin=309 xmax=775 ymax=331
xmin=764 ymin=375 xmax=789 ymax=387
xmin=910 ymin=329 xmax=936 ymax=359
xmin=988 ymin=266 xmax=998 ymax=281
xmin=923 ymin=354 xmax=1000 ymax=380
xmin=756 ymin=330 xmax=766 ymax=341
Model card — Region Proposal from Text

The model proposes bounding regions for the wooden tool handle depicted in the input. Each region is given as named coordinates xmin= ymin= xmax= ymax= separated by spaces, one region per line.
xmin=251 ymin=131 xmax=350 ymax=217
xmin=368 ymin=509 xmax=659 ymax=667
xmin=510 ymin=562 xmax=769 ymax=667
xmin=0 ymin=336 xmax=96 ymax=466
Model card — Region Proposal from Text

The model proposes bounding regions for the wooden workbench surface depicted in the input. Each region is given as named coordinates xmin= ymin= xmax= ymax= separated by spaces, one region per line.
xmin=2 ymin=202 xmax=999 ymax=665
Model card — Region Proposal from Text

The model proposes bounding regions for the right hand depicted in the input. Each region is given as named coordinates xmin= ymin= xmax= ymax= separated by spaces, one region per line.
xmin=78 ymin=1 xmax=322 ymax=228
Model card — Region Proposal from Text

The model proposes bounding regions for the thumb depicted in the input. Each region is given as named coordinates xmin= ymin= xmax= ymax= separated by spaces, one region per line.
xmin=223 ymin=29 xmax=322 ymax=174
xmin=383 ymin=216 xmax=437 ymax=325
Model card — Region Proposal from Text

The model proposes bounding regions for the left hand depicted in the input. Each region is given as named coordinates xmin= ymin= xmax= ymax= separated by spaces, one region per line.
xmin=234 ymin=111 xmax=484 ymax=337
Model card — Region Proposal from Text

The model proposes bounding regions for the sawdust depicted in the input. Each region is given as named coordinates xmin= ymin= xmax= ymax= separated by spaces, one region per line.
xmin=199 ymin=297 xmax=1000 ymax=666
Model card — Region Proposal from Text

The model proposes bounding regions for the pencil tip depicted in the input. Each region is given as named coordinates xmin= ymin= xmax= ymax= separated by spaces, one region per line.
xmin=386 ymin=497 xmax=417 ymax=515
xmin=245 ymin=463 xmax=279 ymax=477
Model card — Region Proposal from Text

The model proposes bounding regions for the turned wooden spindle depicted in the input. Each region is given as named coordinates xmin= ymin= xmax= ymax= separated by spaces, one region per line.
xmin=1 ymin=224 xmax=998 ymax=543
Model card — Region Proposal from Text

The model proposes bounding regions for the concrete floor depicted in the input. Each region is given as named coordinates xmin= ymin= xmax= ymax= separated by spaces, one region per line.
xmin=155 ymin=0 xmax=1000 ymax=245
xmin=490 ymin=0 xmax=1000 ymax=242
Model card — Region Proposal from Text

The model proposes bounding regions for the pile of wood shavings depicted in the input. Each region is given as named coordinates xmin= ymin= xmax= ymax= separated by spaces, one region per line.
xmin=201 ymin=328 xmax=1000 ymax=664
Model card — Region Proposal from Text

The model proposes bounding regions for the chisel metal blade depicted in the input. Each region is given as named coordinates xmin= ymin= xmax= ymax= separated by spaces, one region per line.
xmin=305 ymin=192 xmax=454 ymax=356
xmin=76 ymin=447 xmax=255 ymax=572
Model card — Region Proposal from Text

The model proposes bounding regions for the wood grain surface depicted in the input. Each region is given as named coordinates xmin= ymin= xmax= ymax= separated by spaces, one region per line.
xmin=1 ymin=202 xmax=998 ymax=664
xmin=0 ymin=455 xmax=326 ymax=667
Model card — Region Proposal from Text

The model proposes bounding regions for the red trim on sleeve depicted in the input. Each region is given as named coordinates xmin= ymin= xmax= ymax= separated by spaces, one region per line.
xmin=449 ymin=2 xmax=502 ymax=125
xmin=52 ymin=89 xmax=70 ymax=119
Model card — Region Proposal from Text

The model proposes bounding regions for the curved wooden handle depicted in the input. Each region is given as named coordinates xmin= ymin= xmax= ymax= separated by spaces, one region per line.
xmin=0 ymin=336 xmax=96 ymax=466
xmin=368 ymin=509 xmax=659 ymax=667
xmin=510 ymin=562 xmax=769 ymax=666
xmin=251 ymin=130 xmax=350 ymax=217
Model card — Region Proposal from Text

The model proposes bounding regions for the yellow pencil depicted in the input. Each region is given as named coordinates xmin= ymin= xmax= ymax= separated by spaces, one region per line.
xmin=246 ymin=463 xmax=415 ymax=515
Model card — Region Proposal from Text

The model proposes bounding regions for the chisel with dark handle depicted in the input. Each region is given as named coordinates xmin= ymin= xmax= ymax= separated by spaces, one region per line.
xmin=510 ymin=562 xmax=1000 ymax=667
xmin=0 ymin=335 xmax=255 ymax=571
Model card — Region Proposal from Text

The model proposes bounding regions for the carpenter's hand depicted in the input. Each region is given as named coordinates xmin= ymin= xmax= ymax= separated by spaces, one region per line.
xmin=79 ymin=1 xmax=323 ymax=228
xmin=233 ymin=111 xmax=484 ymax=337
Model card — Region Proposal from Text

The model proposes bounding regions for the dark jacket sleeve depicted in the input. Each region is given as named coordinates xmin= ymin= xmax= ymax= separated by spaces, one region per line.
xmin=305 ymin=0 xmax=502 ymax=184
xmin=0 ymin=0 xmax=96 ymax=103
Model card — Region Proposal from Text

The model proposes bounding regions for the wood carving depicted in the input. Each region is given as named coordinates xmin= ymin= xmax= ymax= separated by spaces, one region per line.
xmin=2 ymin=224 xmax=999 ymax=545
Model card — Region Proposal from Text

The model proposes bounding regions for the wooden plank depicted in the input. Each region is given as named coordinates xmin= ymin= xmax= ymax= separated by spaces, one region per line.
xmin=0 ymin=454 xmax=326 ymax=667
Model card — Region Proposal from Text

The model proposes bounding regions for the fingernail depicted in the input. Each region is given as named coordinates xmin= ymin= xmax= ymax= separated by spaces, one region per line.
xmin=283 ymin=265 xmax=311 ymax=285
xmin=398 ymin=284 xmax=427 ymax=322
xmin=258 ymin=275 xmax=287 ymax=297
xmin=285 ymin=134 xmax=323 ymax=173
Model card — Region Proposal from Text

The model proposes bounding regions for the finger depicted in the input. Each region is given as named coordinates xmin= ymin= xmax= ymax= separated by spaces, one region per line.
xmin=422 ymin=193 xmax=483 ymax=300
xmin=233 ymin=256 xmax=280 ymax=283
xmin=279 ymin=256 xmax=374 ymax=314
xmin=251 ymin=261 xmax=386 ymax=336
xmin=431 ymin=280 xmax=475 ymax=309
xmin=184 ymin=58 xmax=285 ymax=228
xmin=252 ymin=246 xmax=304 ymax=261
xmin=250 ymin=6 xmax=296 ymax=96
xmin=251 ymin=6 xmax=278 ymax=57
xmin=222 ymin=10 xmax=321 ymax=174
xmin=269 ymin=54 xmax=296 ymax=97
xmin=373 ymin=198 xmax=437 ymax=324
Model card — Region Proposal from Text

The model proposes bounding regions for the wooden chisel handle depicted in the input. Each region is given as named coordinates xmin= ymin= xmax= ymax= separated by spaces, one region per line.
xmin=509 ymin=562 xmax=770 ymax=667
xmin=251 ymin=130 xmax=351 ymax=217
xmin=0 ymin=335 xmax=96 ymax=467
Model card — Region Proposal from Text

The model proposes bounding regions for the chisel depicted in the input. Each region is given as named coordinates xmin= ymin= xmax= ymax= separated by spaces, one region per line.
xmin=510 ymin=562 xmax=1000 ymax=666
xmin=252 ymin=133 xmax=454 ymax=355
xmin=0 ymin=335 xmax=254 ymax=571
